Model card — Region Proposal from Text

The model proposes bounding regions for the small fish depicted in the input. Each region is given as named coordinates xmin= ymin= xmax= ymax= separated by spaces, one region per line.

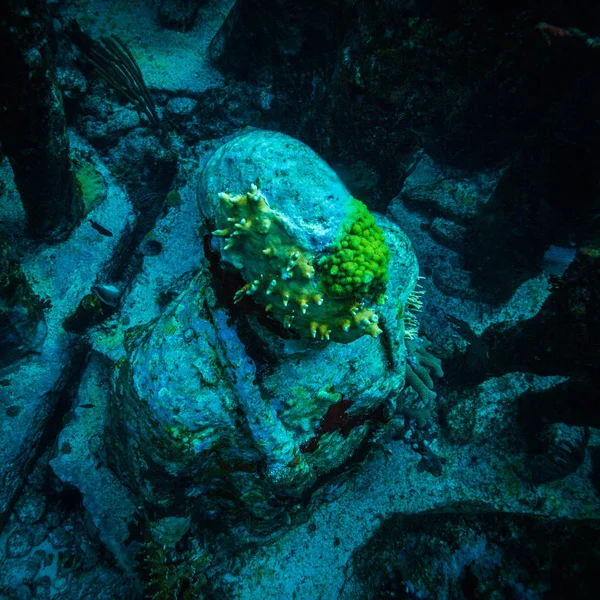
xmin=542 ymin=245 xmax=576 ymax=277
xmin=90 ymin=219 xmax=113 ymax=236
xmin=79 ymin=403 xmax=96 ymax=409
xmin=416 ymin=447 xmax=445 ymax=477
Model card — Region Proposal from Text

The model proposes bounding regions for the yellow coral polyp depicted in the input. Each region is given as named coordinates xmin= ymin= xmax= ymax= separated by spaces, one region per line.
xmin=213 ymin=184 xmax=385 ymax=343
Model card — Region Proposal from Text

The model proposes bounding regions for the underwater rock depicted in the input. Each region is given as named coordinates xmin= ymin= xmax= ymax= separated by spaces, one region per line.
xmin=518 ymin=423 xmax=589 ymax=485
xmin=396 ymin=152 xmax=498 ymax=223
xmin=56 ymin=65 xmax=88 ymax=116
xmin=429 ymin=217 xmax=467 ymax=252
xmin=5 ymin=526 xmax=35 ymax=559
xmin=445 ymin=372 xmax=567 ymax=447
xmin=102 ymin=131 xmax=424 ymax=528
xmin=50 ymin=355 xmax=141 ymax=572
xmin=106 ymin=271 xmax=309 ymax=521
xmin=387 ymin=152 xmax=502 ymax=301
xmin=0 ymin=133 xmax=134 ymax=527
xmin=0 ymin=236 xmax=47 ymax=368
xmin=149 ymin=516 xmax=191 ymax=546
xmin=0 ymin=158 xmax=27 ymax=239
xmin=106 ymin=267 xmax=403 ymax=525
xmin=166 ymin=96 xmax=199 ymax=117
xmin=78 ymin=105 xmax=141 ymax=147
xmin=351 ymin=509 xmax=600 ymax=600
xmin=157 ymin=0 xmax=206 ymax=32
xmin=198 ymin=130 xmax=408 ymax=343
xmin=0 ymin=0 xmax=83 ymax=240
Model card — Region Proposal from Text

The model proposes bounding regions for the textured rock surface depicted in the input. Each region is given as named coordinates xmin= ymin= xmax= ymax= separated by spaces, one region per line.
xmin=0 ymin=0 xmax=82 ymax=239
xmin=0 ymin=236 xmax=47 ymax=368
xmin=105 ymin=228 xmax=414 ymax=523
xmin=50 ymin=354 xmax=141 ymax=572
xmin=97 ymin=130 xmax=421 ymax=527
xmin=61 ymin=0 xmax=235 ymax=95
xmin=105 ymin=280 xmax=402 ymax=523
xmin=0 ymin=133 xmax=134 ymax=526
xmin=351 ymin=510 xmax=600 ymax=599
xmin=199 ymin=129 xmax=416 ymax=343
xmin=157 ymin=0 xmax=207 ymax=32
xmin=198 ymin=130 xmax=352 ymax=251
xmin=2 ymin=1 xmax=600 ymax=597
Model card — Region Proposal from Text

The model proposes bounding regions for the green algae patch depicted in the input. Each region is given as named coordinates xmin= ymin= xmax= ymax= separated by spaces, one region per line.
xmin=317 ymin=197 xmax=391 ymax=300
xmin=75 ymin=164 xmax=107 ymax=215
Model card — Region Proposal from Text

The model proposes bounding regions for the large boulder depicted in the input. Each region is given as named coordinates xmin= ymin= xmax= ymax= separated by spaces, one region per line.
xmin=105 ymin=131 xmax=422 ymax=528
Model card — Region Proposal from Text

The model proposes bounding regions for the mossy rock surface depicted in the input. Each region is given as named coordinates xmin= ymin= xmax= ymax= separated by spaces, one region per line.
xmin=75 ymin=164 xmax=107 ymax=215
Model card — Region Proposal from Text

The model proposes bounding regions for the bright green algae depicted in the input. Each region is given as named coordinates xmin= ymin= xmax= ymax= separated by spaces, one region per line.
xmin=317 ymin=197 xmax=391 ymax=300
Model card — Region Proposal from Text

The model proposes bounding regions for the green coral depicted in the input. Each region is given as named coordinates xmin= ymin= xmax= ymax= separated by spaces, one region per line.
xmin=318 ymin=197 xmax=391 ymax=300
